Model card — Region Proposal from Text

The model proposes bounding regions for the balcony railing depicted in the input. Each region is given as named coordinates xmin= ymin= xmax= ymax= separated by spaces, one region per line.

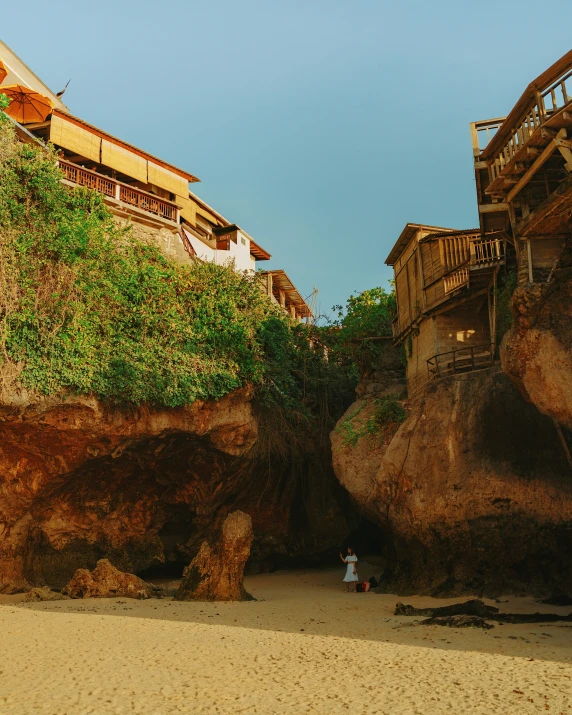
xmin=427 ymin=343 xmax=494 ymax=381
xmin=477 ymin=52 xmax=572 ymax=185
xmin=59 ymin=160 xmax=179 ymax=223
xmin=443 ymin=266 xmax=469 ymax=294
xmin=471 ymin=237 xmax=505 ymax=265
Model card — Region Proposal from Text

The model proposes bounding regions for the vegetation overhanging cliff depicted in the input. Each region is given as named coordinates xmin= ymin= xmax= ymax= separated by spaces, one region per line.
xmin=0 ymin=107 xmax=362 ymax=593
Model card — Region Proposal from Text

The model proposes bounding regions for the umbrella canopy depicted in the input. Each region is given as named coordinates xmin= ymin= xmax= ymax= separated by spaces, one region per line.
xmin=0 ymin=59 xmax=7 ymax=85
xmin=0 ymin=84 xmax=52 ymax=124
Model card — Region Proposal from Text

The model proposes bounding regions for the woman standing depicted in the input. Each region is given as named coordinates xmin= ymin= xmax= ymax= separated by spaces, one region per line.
xmin=340 ymin=547 xmax=358 ymax=592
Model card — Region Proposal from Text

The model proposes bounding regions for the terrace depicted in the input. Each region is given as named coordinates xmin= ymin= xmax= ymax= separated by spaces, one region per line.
xmin=472 ymin=50 xmax=572 ymax=236
xmin=59 ymin=159 xmax=180 ymax=226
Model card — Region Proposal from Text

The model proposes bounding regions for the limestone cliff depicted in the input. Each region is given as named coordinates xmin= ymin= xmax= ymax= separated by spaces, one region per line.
xmin=332 ymin=368 xmax=572 ymax=597
xmin=0 ymin=388 xmax=349 ymax=593
xmin=501 ymin=240 xmax=572 ymax=432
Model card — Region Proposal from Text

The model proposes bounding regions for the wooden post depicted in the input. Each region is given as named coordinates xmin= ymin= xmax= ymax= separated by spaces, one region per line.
xmin=553 ymin=418 xmax=572 ymax=472
xmin=417 ymin=247 xmax=427 ymax=310
xmin=527 ymin=240 xmax=534 ymax=283
xmin=492 ymin=267 xmax=498 ymax=354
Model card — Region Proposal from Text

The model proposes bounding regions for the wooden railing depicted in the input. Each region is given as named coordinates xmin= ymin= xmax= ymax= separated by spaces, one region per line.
xmin=478 ymin=53 xmax=572 ymax=182
xmin=471 ymin=237 xmax=505 ymax=265
xmin=59 ymin=160 xmax=116 ymax=198
xmin=427 ymin=343 xmax=494 ymax=380
xmin=471 ymin=118 xmax=505 ymax=157
xmin=443 ymin=266 xmax=469 ymax=294
xmin=58 ymin=160 xmax=179 ymax=223
xmin=119 ymin=185 xmax=178 ymax=222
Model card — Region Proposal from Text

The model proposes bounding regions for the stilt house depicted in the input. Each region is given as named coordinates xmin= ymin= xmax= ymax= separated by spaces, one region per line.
xmin=471 ymin=50 xmax=572 ymax=284
xmin=386 ymin=224 xmax=510 ymax=395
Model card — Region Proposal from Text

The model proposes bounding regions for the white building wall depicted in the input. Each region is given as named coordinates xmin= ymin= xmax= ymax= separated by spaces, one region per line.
xmin=183 ymin=229 xmax=255 ymax=272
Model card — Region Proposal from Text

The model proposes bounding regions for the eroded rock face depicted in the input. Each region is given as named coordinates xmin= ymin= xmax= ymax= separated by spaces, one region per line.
xmin=501 ymin=241 xmax=572 ymax=431
xmin=0 ymin=388 xmax=256 ymax=593
xmin=175 ymin=511 xmax=253 ymax=601
xmin=0 ymin=387 xmax=350 ymax=593
xmin=331 ymin=368 xmax=572 ymax=597
xmin=63 ymin=559 xmax=155 ymax=599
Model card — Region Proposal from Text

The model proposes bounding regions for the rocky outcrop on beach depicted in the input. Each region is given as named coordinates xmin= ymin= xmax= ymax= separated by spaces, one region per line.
xmin=331 ymin=367 xmax=572 ymax=598
xmin=62 ymin=559 xmax=156 ymax=599
xmin=23 ymin=586 xmax=70 ymax=602
xmin=501 ymin=240 xmax=572 ymax=432
xmin=0 ymin=388 xmax=350 ymax=593
xmin=175 ymin=510 xmax=254 ymax=601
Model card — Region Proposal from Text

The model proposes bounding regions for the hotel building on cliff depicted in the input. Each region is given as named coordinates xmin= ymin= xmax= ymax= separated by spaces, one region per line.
xmin=0 ymin=39 xmax=312 ymax=323
xmin=388 ymin=50 xmax=572 ymax=397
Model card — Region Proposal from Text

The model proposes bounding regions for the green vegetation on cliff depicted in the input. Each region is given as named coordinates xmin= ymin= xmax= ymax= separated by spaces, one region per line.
xmin=330 ymin=286 xmax=396 ymax=374
xmin=0 ymin=110 xmax=349 ymax=413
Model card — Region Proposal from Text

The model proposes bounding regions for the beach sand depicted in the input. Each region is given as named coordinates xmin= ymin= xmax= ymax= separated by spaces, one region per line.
xmin=1 ymin=561 xmax=572 ymax=714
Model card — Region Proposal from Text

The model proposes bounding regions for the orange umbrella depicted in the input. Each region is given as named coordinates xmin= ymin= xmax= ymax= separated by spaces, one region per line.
xmin=0 ymin=59 xmax=7 ymax=84
xmin=1 ymin=84 xmax=52 ymax=123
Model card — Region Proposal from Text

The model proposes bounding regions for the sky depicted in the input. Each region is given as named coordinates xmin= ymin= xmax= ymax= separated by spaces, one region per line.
xmin=2 ymin=0 xmax=572 ymax=317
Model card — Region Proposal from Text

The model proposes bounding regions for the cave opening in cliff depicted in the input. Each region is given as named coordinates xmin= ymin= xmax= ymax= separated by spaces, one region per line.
xmin=340 ymin=518 xmax=389 ymax=569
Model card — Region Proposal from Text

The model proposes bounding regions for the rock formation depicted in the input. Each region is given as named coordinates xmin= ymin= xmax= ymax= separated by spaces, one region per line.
xmin=501 ymin=239 xmax=572 ymax=433
xmin=63 ymin=559 xmax=156 ymax=599
xmin=0 ymin=387 xmax=350 ymax=593
xmin=331 ymin=367 xmax=572 ymax=597
xmin=175 ymin=511 xmax=254 ymax=601
xmin=23 ymin=586 xmax=70 ymax=602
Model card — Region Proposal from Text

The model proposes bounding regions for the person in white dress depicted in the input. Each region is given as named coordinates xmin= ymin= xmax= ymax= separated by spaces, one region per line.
xmin=339 ymin=547 xmax=358 ymax=592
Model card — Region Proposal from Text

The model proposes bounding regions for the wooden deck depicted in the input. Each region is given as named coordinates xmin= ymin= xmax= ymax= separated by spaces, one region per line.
xmin=472 ymin=50 xmax=572 ymax=241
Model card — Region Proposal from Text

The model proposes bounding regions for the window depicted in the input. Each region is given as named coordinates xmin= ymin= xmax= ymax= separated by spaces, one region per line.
xmin=241 ymin=237 xmax=246 ymax=246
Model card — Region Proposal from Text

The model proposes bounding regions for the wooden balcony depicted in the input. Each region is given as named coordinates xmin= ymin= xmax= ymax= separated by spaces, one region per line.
xmin=443 ymin=266 xmax=469 ymax=295
xmin=58 ymin=160 xmax=180 ymax=226
xmin=470 ymin=236 xmax=505 ymax=268
xmin=392 ymin=232 xmax=505 ymax=342
xmin=474 ymin=51 xmax=572 ymax=200
xmin=427 ymin=343 xmax=495 ymax=381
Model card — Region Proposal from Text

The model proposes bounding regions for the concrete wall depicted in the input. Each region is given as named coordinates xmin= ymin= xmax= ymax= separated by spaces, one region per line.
xmin=117 ymin=218 xmax=194 ymax=267
xmin=406 ymin=304 xmax=492 ymax=395
xmin=434 ymin=307 xmax=490 ymax=354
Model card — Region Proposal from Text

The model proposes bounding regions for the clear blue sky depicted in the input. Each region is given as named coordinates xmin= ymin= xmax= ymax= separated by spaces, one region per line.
xmin=2 ymin=1 xmax=571 ymax=316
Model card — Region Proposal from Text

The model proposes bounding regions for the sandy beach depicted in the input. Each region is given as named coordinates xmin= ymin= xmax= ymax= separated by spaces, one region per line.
xmin=1 ymin=562 xmax=572 ymax=715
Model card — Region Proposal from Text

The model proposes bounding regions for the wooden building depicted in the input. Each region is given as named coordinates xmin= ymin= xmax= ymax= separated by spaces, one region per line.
xmin=386 ymin=224 xmax=510 ymax=395
xmin=471 ymin=50 xmax=572 ymax=284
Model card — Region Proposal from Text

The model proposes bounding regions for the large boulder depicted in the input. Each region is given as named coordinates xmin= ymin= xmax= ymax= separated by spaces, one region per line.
xmin=175 ymin=511 xmax=254 ymax=601
xmin=501 ymin=240 xmax=572 ymax=431
xmin=331 ymin=368 xmax=572 ymax=597
xmin=62 ymin=559 xmax=155 ymax=599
